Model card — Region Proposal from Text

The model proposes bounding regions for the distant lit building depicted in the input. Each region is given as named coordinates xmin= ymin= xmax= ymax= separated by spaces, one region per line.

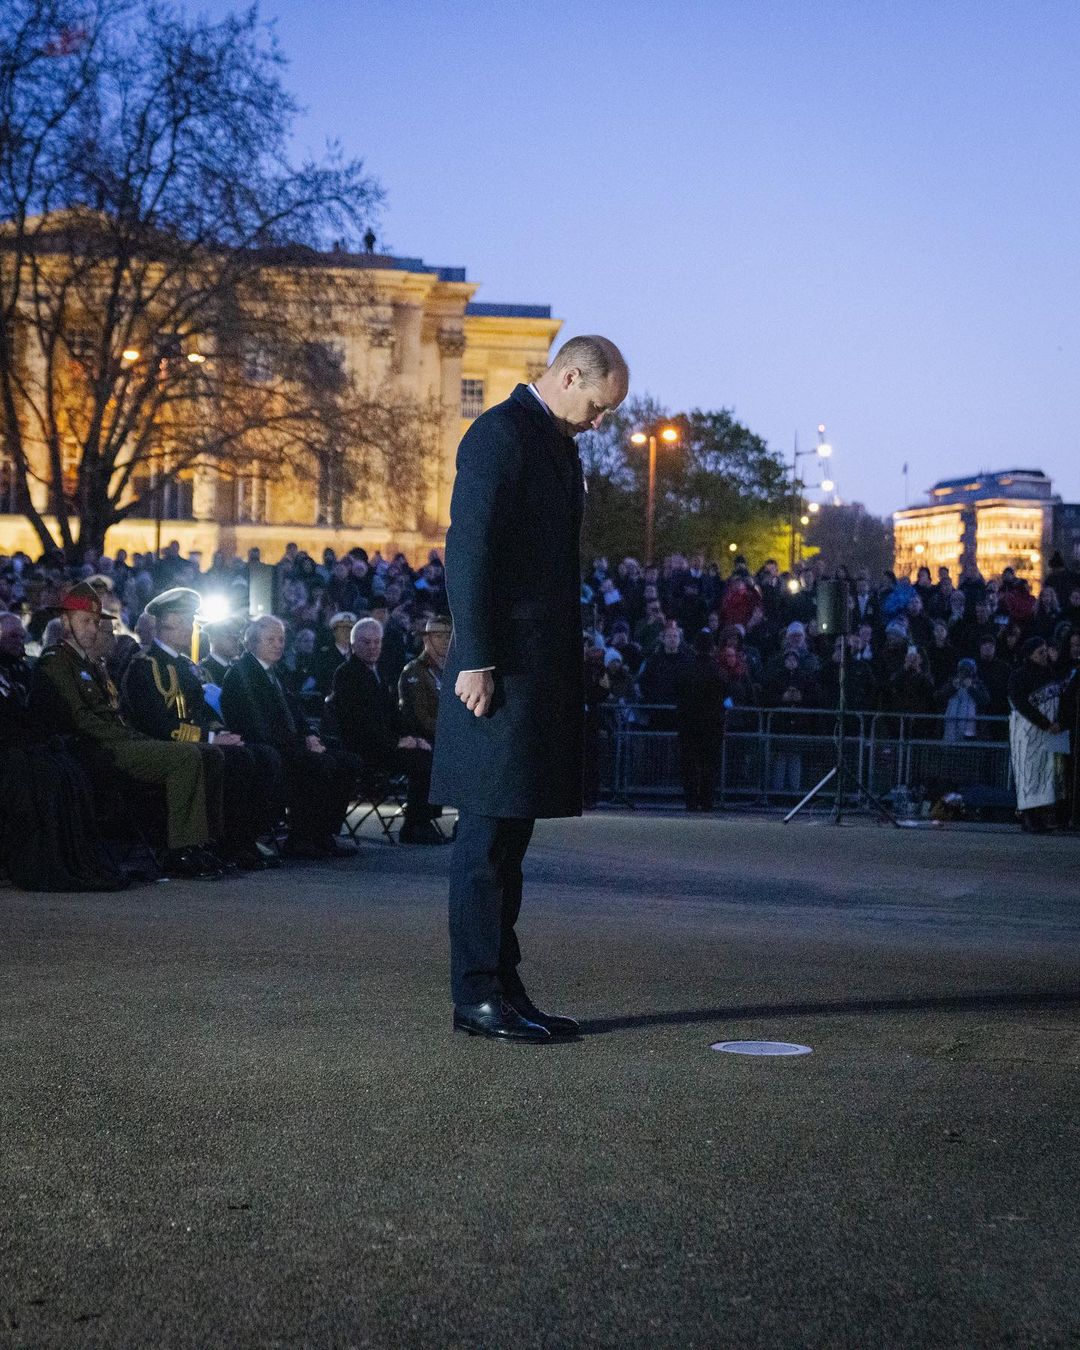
xmin=893 ymin=469 xmax=1064 ymax=585
xmin=0 ymin=232 xmax=561 ymax=562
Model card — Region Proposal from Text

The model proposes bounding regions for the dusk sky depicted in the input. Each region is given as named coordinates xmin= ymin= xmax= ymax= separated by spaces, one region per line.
xmin=198 ymin=1 xmax=1080 ymax=517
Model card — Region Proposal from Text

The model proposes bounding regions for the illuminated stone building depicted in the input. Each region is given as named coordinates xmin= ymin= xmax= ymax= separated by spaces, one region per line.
xmin=0 ymin=245 xmax=561 ymax=562
xmin=893 ymin=469 xmax=1067 ymax=586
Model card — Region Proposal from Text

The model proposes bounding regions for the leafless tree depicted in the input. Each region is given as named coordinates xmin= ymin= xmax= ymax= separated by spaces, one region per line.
xmin=0 ymin=1 xmax=435 ymax=559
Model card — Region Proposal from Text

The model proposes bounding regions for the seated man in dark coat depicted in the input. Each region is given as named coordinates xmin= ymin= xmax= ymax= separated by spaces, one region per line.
xmin=220 ymin=614 xmax=358 ymax=859
xmin=199 ymin=614 xmax=245 ymax=688
xmin=311 ymin=612 xmax=356 ymax=694
xmin=123 ymin=588 xmax=283 ymax=869
xmin=328 ymin=617 xmax=442 ymax=845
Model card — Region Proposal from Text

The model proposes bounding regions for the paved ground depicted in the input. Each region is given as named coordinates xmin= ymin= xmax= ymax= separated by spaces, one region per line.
xmin=2 ymin=812 xmax=1079 ymax=1349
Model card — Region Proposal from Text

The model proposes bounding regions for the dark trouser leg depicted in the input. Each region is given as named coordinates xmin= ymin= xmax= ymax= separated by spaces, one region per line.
xmin=448 ymin=812 xmax=535 ymax=1006
xmin=210 ymin=743 xmax=260 ymax=849
xmin=245 ymin=744 xmax=287 ymax=836
xmin=323 ymin=748 xmax=362 ymax=837
xmin=393 ymin=747 xmax=434 ymax=826
xmin=679 ymin=732 xmax=706 ymax=808
xmin=700 ymin=732 xmax=721 ymax=810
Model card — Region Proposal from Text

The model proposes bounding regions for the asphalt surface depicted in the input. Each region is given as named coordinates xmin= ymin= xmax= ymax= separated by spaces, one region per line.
xmin=2 ymin=812 xmax=1079 ymax=1349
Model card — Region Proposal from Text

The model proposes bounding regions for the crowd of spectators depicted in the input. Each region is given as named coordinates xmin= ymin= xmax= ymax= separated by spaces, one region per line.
xmin=1 ymin=538 xmax=1078 ymax=889
xmin=579 ymin=550 xmax=1080 ymax=818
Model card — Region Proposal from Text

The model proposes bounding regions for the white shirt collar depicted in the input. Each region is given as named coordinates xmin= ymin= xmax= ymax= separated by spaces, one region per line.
xmin=527 ymin=383 xmax=556 ymax=421
xmin=154 ymin=639 xmax=179 ymax=659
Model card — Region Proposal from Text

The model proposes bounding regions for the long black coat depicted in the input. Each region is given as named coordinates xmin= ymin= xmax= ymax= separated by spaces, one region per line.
xmin=430 ymin=384 xmax=585 ymax=818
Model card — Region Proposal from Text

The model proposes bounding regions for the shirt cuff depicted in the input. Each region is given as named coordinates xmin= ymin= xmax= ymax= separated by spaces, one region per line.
xmin=461 ymin=667 xmax=495 ymax=674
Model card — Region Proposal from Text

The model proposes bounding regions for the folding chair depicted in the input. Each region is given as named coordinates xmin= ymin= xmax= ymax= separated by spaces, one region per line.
xmin=343 ymin=772 xmax=408 ymax=844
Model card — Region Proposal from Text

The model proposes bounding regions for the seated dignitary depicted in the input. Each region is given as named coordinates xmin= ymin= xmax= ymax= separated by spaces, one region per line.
xmin=199 ymin=614 xmax=245 ymax=687
xmin=0 ymin=610 xmax=126 ymax=891
xmin=220 ymin=614 xmax=359 ymax=859
xmin=122 ymin=588 xmax=283 ymax=870
xmin=311 ymin=611 xmax=356 ymax=694
xmin=28 ymin=582 xmax=225 ymax=879
xmin=328 ymin=616 xmax=442 ymax=844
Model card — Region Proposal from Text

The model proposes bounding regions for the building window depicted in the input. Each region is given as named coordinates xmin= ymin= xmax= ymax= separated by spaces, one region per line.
xmin=461 ymin=378 xmax=485 ymax=419
xmin=131 ymin=469 xmax=195 ymax=520
xmin=315 ymin=453 xmax=343 ymax=527
xmin=0 ymin=448 xmax=28 ymax=513
xmin=242 ymin=340 xmax=275 ymax=384
xmin=235 ymin=471 xmax=268 ymax=524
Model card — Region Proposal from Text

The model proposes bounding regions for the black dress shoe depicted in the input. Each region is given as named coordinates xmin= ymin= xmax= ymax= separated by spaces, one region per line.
xmin=255 ymin=840 xmax=282 ymax=868
xmin=399 ymin=821 xmax=447 ymax=845
xmin=326 ymin=835 xmax=358 ymax=857
xmin=223 ymin=846 xmax=269 ymax=872
xmin=453 ymin=997 xmax=552 ymax=1043
xmin=281 ymin=835 xmax=329 ymax=861
xmin=164 ymin=846 xmax=224 ymax=880
xmin=504 ymin=991 xmax=581 ymax=1039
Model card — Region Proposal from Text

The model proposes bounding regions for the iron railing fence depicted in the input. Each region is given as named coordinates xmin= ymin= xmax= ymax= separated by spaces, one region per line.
xmin=591 ymin=703 xmax=1016 ymax=816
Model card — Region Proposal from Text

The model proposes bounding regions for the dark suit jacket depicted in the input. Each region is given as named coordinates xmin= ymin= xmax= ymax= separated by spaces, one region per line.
xmin=198 ymin=653 xmax=232 ymax=687
xmin=430 ymin=383 xmax=585 ymax=818
xmin=327 ymin=655 xmax=400 ymax=764
xmin=220 ymin=651 xmax=306 ymax=753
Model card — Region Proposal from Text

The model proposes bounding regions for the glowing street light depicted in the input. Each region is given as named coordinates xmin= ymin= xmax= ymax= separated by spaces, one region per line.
xmin=121 ymin=348 xmax=140 ymax=363
xmin=728 ymin=542 xmax=738 ymax=553
xmin=820 ymin=477 xmax=835 ymax=493
xmin=808 ymin=501 xmax=821 ymax=515
xmin=800 ymin=514 xmax=810 ymax=526
xmin=186 ymin=351 xmax=206 ymax=365
xmin=630 ymin=422 xmax=681 ymax=564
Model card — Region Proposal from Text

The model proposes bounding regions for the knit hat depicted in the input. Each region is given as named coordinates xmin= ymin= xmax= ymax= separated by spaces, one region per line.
xmin=956 ymin=657 xmax=977 ymax=677
xmin=1022 ymin=636 xmax=1048 ymax=659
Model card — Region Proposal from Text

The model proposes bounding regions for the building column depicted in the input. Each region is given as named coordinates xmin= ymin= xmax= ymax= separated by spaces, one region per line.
xmin=393 ymin=302 xmax=424 ymax=387
xmin=192 ymin=465 xmax=217 ymax=521
xmin=435 ymin=326 xmax=466 ymax=531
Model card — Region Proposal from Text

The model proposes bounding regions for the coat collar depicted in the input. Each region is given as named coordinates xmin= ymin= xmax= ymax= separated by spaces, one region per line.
xmin=509 ymin=384 xmax=581 ymax=502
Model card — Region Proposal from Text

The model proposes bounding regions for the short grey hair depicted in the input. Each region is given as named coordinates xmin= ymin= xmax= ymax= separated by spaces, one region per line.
xmin=549 ymin=335 xmax=628 ymax=385
xmin=350 ymin=616 xmax=383 ymax=643
xmin=245 ymin=613 xmax=285 ymax=649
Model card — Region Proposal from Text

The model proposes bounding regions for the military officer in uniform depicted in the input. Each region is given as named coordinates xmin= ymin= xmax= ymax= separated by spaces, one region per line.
xmin=123 ymin=588 xmax=282 ymax=869
xmin=431 ymin=335 xmax=629 ymax=1042
xmin=398 ymin=616 xmax=451 ymax=744
xmin=29 ymin=582 xmax=225 ymax=879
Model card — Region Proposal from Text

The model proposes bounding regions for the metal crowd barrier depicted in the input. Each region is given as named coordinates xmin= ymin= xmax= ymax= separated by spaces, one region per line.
xmin=592 ymin=703 xmax=1015 ymax=815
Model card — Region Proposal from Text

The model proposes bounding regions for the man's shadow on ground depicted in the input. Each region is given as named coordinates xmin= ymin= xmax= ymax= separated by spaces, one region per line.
xmin=579 ymin=988 xmax=1080 ymax=1035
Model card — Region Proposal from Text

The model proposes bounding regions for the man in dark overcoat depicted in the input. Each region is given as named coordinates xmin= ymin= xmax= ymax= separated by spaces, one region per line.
xmin=431 ymin=335 xmax=629 ymax=1042
xmin=220 ymin=615 xmax=359 ymax=859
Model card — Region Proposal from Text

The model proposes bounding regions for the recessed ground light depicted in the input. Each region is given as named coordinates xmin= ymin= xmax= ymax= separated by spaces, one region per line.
xmin=710 ymin=1041 xmax=813 ymax=1056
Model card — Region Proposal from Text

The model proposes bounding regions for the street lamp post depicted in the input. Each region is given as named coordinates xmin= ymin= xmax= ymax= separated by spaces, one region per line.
xmin=789 ymin=423 xmax=833 ymax=568
xmin=630 ymin=423 xmax=680 ymax=565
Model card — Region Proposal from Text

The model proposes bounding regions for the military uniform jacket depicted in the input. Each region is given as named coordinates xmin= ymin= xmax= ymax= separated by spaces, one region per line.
xmin=430 ymin=384 xmax=586 ymax=818
xmin=398 ymin=654 xmax=441 ymax=742
xmin=123 ymin=641 xmax=223 ymax=743
xmin=29 ymin=641 xmax=142 ymax=748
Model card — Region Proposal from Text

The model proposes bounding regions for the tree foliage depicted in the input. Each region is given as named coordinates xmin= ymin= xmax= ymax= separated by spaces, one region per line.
xmin=0 ymin=0 xmax=431 ymax=559
xmin=579 ymin=395 xmax=795 ymax=567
